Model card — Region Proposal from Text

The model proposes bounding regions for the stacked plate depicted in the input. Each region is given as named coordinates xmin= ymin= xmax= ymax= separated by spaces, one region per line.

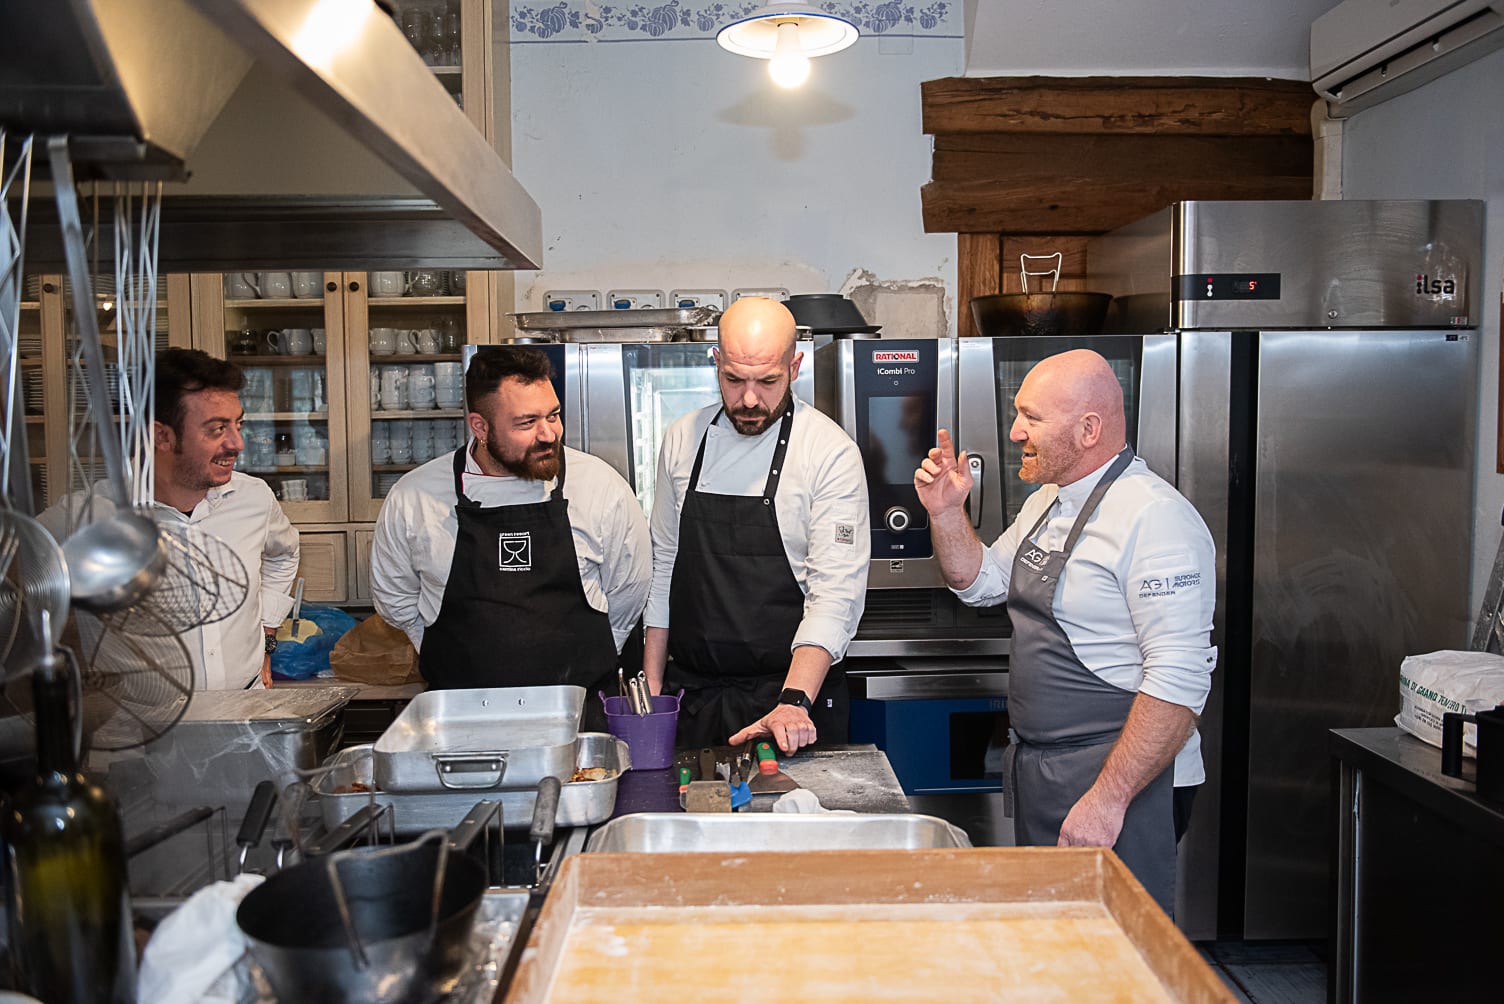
xmin=23 ymin=370 xmax=43 ymax=414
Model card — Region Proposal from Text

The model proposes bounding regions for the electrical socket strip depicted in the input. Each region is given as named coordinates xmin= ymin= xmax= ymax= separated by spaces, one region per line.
xmin=541 ymin=290 xmax=601 ymax=312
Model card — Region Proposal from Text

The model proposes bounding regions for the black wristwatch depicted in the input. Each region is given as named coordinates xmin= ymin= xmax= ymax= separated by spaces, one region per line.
xmin=778 ymin=688 xmax=812 ymax=712
xmin=264 ymin=633 xmax=278 ymax=655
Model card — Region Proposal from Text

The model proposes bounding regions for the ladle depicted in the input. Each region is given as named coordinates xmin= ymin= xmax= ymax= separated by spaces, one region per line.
xmin=47 ymin=138 xmax=165 ymax=612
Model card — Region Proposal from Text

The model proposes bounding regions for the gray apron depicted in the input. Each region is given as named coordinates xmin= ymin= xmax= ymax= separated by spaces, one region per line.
xmin=1003 ymin=448 xmax=1176 ymax=913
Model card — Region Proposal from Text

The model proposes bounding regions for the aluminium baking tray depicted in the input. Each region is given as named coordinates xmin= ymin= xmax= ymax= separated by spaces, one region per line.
xmin=372 ymin=685 xmax=584 ymax=792
xmin=584 ymin=812 xmax=971 ymax=853
xmin=317 ymin=733 xmax=630 ymax=834
xmin=511 ymin=306 xmax=719 ymax=330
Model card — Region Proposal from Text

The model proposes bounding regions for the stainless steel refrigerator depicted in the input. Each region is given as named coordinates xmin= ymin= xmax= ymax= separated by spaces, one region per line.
xmin=1089 ymin=199 xmax=1483 ymax=939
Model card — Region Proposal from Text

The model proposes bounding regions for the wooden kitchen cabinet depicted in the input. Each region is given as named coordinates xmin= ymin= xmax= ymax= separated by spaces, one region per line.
xmin=296 ymin=531 xmax=349 ymax=605
xmin=18 ymin=273 xmax=193 ymax=511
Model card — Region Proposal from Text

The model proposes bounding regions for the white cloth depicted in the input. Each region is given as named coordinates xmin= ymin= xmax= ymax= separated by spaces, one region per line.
xmin=370 ymin=445 xmax=651 ymax=652
xmin=136 ymin=873 xmax=264 ymax=1004
xmin=955 ymin=454 xmax=1218 ymax=785
xmin=38 ymin=473 xmax=300 ymax=691
xmin=646 ymin=397 xmax=870 ymax=662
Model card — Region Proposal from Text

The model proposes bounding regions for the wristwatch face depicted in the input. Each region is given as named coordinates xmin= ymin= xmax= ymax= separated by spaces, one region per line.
xmin=778 ymin=688 xmax=811 ymax=710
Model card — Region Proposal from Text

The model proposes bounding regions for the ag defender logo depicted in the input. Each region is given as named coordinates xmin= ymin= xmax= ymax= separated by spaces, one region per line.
xmin=872 ymin=350 xmax=919 ymax=362
xmin=1020 ymin=546 xmax=1048 ymax=572
xmin=498 ymin=531 xmax=532 ymax=572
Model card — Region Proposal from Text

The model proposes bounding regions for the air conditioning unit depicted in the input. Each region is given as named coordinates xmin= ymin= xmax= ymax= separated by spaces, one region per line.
xmin=1311 ymin=0 xmax=1504 ymax=115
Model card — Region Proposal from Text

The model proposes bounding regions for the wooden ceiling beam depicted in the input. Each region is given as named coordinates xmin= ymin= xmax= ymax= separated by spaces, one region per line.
xmin=922 ymin=76 xmax=1315 ymax=137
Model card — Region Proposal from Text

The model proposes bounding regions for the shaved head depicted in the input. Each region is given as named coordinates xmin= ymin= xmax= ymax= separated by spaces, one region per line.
xmin=1010 ymin=349 xmax=1127 ymax=486
xmin=714 ymin=297 xmax=803 ymax=436
xmin=718 ymin=296 xmax=798 ymax=366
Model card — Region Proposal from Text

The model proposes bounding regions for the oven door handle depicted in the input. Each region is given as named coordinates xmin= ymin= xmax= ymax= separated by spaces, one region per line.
xmin=967 ymin=453 xmax=984 ymax=529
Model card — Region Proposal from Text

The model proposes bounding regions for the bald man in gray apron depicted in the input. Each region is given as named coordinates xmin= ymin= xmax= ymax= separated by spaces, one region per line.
xmin=915 ymin=349 xmax=1217 ymax=915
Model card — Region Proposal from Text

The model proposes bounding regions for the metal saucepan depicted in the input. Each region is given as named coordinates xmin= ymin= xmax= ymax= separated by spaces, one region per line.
xmin=236 ymin=830 xmax=487 ymax=1004
xmin=970 ymin=252 xmax=1113 ymax=338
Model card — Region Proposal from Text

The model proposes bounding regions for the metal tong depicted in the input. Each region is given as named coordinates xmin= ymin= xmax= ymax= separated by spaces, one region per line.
xmin=626 ymin=668 xmax=653 ymax=716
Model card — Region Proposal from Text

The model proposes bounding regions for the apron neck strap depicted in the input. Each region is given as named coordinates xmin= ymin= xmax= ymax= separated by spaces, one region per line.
xmin=688 ymin=405 xmax=796 ymax=499
xmin=1024 ymin=447 xmax=1136 ymax=548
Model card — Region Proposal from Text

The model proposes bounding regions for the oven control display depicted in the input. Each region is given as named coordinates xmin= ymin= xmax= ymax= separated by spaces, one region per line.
xmin=1174 ymin=273 xmax=1282 ymax=300
xmin=856 ymin=341 xmax=936 ymax=560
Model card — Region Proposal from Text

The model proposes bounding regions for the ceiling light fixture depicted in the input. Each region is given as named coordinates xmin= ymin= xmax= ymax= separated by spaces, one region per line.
xmin=716 ymin=3 xmax=859 ymax=89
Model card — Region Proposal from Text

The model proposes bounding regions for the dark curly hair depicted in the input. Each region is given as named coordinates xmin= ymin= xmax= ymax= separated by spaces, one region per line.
xmin=465 ymin=345 xmax=555 ymax=413
xmin=156 ymin=348 xmax=245 ymax=437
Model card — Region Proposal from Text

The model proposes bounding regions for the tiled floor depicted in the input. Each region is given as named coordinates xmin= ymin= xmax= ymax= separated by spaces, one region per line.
xmin=1197 ymin=942 xmax=1328 ymax=1003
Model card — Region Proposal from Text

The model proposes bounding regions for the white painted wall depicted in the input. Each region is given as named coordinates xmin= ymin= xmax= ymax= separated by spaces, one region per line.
xmin=962 ymin=0 xmax=1340 ymax=78
xmin=509 ymin=7 xmax=964 ymax=330
xmin=1341 ymin=45 xmax=1504 ymax=616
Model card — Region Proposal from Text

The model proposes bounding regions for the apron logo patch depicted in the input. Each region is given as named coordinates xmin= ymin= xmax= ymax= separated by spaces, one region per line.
xmin=834 ymin=523 xmax=854 ymax=545
xmin=1021 ymin=546 xmax=1047 ymax=572
xmin=498 ymin=531 xmax=532 ymax=572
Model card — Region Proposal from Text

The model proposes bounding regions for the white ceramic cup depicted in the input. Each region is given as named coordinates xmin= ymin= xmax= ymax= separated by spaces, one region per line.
xmin=394 ymin=329 xmax=418 ymax=355
xmin=257 ymin=272 xmax=293 ymax=299
xmin=291 ymin=271 xmax=323 ymax=298
xmin=371 ymin=423 xmax=391 ymax=463
xmin=415 ymin=329 xmax=440 ymax=354
xmin=282 ymin=328 xmax=313 ymax=355
xmin=311 ymin=328 xmax=327 ymax=355
xmin=225 ymin=273 xmax=257 ymax=298
xmin=369 ymin=271 xmax=407 ymax=297
xmin=369 ymin=327 xmax=397 ymax=356
xmin=282 ymin=479 xmax=309 ymax=502
xmin=380 ymin=367 xmax=408 ymax=410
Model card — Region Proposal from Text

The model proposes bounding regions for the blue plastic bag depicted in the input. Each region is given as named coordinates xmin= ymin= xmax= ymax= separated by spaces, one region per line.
xmin=270 ymin=604 xmax=358 ymax=681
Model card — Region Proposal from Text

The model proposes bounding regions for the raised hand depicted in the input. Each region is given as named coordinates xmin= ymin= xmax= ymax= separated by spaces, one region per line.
xmin=913 ymin=429 xmax=973 ymax=517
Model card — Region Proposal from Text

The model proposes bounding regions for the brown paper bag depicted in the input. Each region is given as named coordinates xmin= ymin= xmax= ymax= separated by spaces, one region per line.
xmin=329 ymin=613 xmax=422 ymax=686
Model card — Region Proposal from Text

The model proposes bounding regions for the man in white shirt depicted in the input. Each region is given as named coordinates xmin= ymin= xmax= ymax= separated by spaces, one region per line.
xmin=40 ymin=349 xmax=300 ymax=690
xmin=643 ymin=297 xmax=869 ymax=754
xmin=914 ymin=348 xmax=1216 ymax=915
xmin=370 ymin=345 xmax=650 ymax=732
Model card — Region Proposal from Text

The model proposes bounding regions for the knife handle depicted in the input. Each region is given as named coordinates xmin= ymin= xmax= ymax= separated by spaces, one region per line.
xmin=756 ymin=742 xmax=779 ymax=775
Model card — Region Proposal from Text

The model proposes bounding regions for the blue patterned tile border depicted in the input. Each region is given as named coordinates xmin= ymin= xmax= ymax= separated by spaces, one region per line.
xmin=510 ymin=2 xmax=961 ymax=43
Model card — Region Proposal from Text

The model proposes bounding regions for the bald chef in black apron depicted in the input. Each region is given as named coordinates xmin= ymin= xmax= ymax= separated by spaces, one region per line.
xmin=370 ymin=346 xmax=651 ymax=733
xmin=915 ymin=349 xmax=1216 ymax=914
xmin=642 ymin=297 xmax=869 ymax=754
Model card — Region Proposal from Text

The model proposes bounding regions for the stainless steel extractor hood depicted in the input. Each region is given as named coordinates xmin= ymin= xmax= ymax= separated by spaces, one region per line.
xmin=0 ymin=0 xmax=542 ymax=271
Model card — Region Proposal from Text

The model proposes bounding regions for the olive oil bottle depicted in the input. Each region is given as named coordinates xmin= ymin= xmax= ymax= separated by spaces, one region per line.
xmin=3 ymin=658 xmax=135 ymax=1002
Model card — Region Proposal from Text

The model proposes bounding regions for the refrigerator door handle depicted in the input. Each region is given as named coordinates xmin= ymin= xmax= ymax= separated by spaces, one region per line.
xmin=967 ymin=454 xmax=984 ymax=529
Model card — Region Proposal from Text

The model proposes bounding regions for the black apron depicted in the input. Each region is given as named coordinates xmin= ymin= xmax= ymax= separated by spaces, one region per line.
xmin=419 ymin=447 xmax=618 ymax=733
xmin=1002 ymin=448 xmax=1177 ymax=914
xmin=664 ymin=407 xmax=848 ymax=748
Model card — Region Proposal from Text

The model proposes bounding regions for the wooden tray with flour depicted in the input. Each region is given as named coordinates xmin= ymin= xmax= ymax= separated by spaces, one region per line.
xmin=502 ymin=847 xmax=1235 ymax=1003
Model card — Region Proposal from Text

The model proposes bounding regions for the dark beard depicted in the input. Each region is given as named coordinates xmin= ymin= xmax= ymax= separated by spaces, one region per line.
xmin=726 ymin=386 xmax=793 ymax=437
xmin=488 ymin=439 xmax=562 ymax=481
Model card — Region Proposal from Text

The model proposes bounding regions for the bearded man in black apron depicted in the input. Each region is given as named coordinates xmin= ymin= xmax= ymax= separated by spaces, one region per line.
xmin=642 ymin=297 xmax=870 ymax=755
xmin=914 ymin=349 xmax=1217 ymax=915
xmin=370 ymin=346 xmax=652 ymax=735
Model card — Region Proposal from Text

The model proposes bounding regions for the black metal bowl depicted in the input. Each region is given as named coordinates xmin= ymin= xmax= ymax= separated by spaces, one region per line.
xmin=784 ymin=294 xmax=871 ymax=331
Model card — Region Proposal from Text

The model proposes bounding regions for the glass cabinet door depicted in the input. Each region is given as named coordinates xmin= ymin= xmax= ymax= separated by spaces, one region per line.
xmin=345 ymin=269 xmax=471 ymax=523
xmin=194 ymin=271 xmax=348 ymax=523
xmin=17 ymin=275 xmax=54 ymax=510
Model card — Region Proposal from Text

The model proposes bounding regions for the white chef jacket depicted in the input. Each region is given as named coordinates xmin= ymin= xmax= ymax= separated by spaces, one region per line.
xmin=370 ymin=445 xmax=651 ymax=653
xmin=39 ymin=472 xmax=301 ymax=691
xmin=956 ymin=454 xmax=1217 ymax=786
xmin=646 ymin=397 xmax=870 ymax=662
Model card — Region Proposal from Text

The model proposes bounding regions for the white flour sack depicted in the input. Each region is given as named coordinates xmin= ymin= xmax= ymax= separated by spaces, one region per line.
xmin=1395 ymin=650 xmax=1504 ymax=755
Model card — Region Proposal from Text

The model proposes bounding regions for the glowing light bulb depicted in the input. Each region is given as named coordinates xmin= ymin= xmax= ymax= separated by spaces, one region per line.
xmin=767 ymin=21 xmax=810 ymax=88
